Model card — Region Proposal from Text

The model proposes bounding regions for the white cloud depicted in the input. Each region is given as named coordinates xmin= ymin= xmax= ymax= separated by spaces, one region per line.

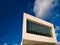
xmin=56 ymin=33 xmax=59 ymax=37
xmin=55 ymin=42 xmax=60 ymax=45
xmin=3 ymin=43 xmax=7 ymax=45
xmin=55 ymin=26 xmax=60 ymax=31
xmin=14 ymin=44 xmax=18 ymax=45
xmin=54 ymin=26 xmax=60 ymax=37
xmin=20 ymin=41 xmax=22 ymax=45
xmin=34 ymin=0 xmax=58 ymax=19
xmin=54 ymin=26 xmax=60 ymax=38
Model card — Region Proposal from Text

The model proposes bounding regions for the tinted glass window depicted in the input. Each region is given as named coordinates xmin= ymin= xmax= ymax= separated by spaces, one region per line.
xmin=27 ymin=20 xmax=52 ymax=37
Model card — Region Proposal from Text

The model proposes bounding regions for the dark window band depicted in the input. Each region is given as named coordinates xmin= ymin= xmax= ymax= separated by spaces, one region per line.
xmin=26 ymin=20 xmax=52 ymax=37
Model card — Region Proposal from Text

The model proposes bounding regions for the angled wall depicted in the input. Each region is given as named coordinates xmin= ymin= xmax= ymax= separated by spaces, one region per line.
xmin=21 ymin=13 xmax=57 ymax=45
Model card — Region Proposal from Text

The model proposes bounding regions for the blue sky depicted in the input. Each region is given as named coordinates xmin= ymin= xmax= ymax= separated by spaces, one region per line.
xmin=0 ymin=0 xmax=60 ymax=45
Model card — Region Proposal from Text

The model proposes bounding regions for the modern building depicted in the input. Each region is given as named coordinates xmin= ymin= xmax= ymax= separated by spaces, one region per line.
xmin=21 ymin=13 xmax=57 ymax=45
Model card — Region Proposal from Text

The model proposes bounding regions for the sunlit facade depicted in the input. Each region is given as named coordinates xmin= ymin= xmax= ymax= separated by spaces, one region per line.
xmin=21 ymin=13 xmax=57 ymax=45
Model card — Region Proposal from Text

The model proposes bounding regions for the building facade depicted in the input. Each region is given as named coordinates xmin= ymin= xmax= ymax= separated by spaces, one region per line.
xmin=21 ymin=13 xmax=57 ymax=45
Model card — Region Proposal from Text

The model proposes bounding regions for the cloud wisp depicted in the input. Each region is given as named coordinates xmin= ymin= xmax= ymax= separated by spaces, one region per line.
xmin=14 ymin=44 xmax=18 ymax=45
xmin=34 ymin=0 xmax=58 ymax=19
xmin=3 ymin=43 xmax=7 ymax=45
xmin=55 ymin=26 xmax=60 ymax=31
xmin=56 ymin=33 xmax=59 ymax=37
xmin=3 ymin=43 xmax=18 ymax=45
xmin=54 ymin=26 xmax=60 ymax=37
xmin=55 ymin=42 xmax=60 ymax=45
